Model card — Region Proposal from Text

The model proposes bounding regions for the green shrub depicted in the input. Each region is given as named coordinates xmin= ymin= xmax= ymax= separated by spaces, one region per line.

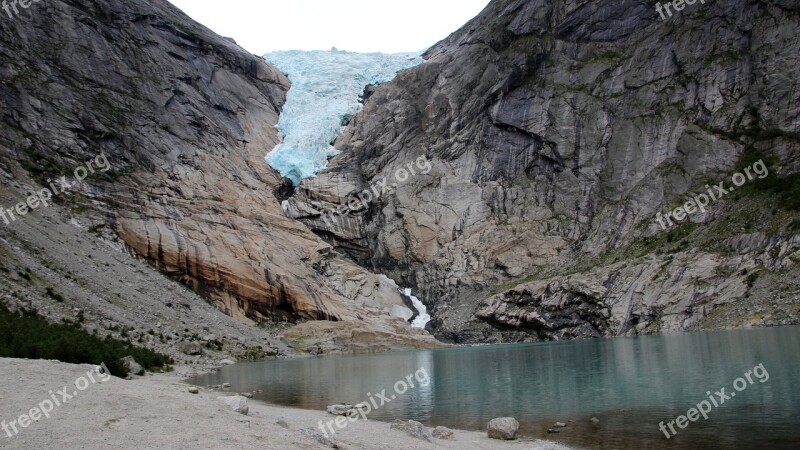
xmin=0 ymin=303 xmax=172 ymax=377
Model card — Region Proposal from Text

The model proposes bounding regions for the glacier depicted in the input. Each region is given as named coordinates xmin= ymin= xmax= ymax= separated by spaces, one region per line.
xmin=263 ymin=49 xmax=423 ymax=185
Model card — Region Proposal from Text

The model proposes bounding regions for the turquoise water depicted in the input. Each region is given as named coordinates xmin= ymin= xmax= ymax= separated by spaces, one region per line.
xmin=190 ymin=326 xmax=800 ymax=449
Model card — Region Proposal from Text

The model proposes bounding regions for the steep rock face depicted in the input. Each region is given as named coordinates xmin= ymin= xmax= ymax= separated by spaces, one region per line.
xmin=0 ymin=0 xmax=436 ymax=352
xmin=291 ymin=0 xmax=800 ymax=341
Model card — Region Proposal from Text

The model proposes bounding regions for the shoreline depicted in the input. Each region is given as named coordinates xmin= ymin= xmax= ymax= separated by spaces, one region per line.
xmin=1 ymin=358 xmax=573 ymax=449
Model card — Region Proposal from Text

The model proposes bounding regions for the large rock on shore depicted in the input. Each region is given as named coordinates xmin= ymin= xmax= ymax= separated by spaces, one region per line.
xmin=218 ymin=395 xmax=249 ymax=415
xmin=390 ymin=420 xmax=434 ymax=442
xmin=487 ymin=417 xmax=520 ymax=440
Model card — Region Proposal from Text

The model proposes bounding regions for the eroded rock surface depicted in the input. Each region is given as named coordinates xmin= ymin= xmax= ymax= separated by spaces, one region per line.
xmin=292 ymin=0 xmax=800 ymax=342
xmin=0 ymin=0 xmax=441 ymax=354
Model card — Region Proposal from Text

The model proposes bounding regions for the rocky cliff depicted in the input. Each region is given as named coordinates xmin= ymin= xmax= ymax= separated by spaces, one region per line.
xmin=289 ymin=0 xmax=800 ymax=342
xmin=0 ymin=0 xmax=442 ymax=356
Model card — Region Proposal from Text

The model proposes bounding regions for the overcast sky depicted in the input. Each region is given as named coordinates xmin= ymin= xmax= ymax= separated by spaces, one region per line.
xmin=166 ymin=0 xmax=491 ymax=54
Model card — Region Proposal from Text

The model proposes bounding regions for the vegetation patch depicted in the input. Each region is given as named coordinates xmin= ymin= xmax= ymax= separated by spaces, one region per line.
xmin=0 ymin=303 xmax=173 ymax=377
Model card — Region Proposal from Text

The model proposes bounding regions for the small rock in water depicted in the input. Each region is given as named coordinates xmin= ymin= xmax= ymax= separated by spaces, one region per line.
xmin=589 ymin=417 xmax=600 ymax=424
xmin=326 ymin=404 xmax=363 ymax=418
xmin=547 ymin=428 xmax=561 ymax=434
xmin=390 ymin=420 xmax=434 ymax=442
xmin=432 ymin=426 xmax=455 ymax=440
xmin=219 ymin=359 xmax=236 ymax=366
xmin=554 ymin=422 xmax=568 ymax=427
xmin=222 ymin=382 xmax=231 ymax=388
xmin=326 ymin=404 xmax=353 ymax=416
xmin=188 ymin=386 xmax=200 ymax=394
xmin=242 ymin=392 xmax=254 ymax=398
xmin=487 ymin=417 xmax=519 ymax=440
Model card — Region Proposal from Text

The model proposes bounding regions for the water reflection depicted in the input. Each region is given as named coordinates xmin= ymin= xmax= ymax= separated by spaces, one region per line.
xmin=190 ymin=326 xmax=800 ymax=449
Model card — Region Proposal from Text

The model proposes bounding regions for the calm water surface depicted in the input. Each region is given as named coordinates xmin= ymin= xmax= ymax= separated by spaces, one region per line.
xmin=190 ymin=326 xmax=800 ymax=449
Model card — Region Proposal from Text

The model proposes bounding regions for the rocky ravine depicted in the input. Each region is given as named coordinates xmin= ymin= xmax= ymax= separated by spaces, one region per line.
xmin=289 ymin=0 xmax=800 ymax=342
xmin=0 ymin=0 xmax=442 ymax=357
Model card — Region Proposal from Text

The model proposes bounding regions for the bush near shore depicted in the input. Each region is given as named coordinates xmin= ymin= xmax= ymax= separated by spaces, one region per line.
xmin=0 ymin=303 xmax=173 ymax=377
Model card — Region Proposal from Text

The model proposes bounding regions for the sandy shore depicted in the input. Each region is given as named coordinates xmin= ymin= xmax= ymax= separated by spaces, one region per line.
xmin=0 ymin=358 xmax=572 ymax=449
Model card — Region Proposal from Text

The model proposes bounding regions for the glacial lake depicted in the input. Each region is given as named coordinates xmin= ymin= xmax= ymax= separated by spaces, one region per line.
xmin=189 ymin=326 xmax=800 ymax=449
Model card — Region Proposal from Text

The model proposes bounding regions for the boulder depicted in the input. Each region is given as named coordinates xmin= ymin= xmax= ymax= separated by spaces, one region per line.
xmin=177 ymin=341 xmax=204 ymax=356
xmin=218 ymin=395 xmax=249 ymax=415
xmin=118 ymin=356 xmax=144 ymax=377
xmin=432 ymin=426 xmax=455 ymax=440
xmin=390 ymin=420 xmax=433 ymax=442
xmin=487 ymin=417 xmax=519 ymax=440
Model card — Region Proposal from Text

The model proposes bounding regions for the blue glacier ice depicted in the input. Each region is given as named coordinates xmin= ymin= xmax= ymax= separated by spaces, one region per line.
xmin=263 ymin=49 xmax=423 ymax=185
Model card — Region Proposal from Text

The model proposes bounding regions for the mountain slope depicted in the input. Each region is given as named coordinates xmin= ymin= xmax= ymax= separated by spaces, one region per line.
xmin=0 ymin=0 xmax=440 ymax=356
xmin=290 ymin=0 xmax=800 ymax=342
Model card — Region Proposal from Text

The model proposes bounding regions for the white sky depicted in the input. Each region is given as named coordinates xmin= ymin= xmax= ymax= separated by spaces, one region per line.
xmin=166 ymin=0 xmax=491 ymax=54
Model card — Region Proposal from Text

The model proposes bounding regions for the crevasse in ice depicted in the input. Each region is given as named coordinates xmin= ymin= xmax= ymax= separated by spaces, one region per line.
xmin=263 ymin=49 xmax=423 ymax=185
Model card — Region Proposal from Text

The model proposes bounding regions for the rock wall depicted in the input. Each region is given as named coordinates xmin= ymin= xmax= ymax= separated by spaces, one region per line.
xmin=291 ymin=0 xmax=800 ymax=342
xmin=0 ymin=0 xmax=437 ymax=353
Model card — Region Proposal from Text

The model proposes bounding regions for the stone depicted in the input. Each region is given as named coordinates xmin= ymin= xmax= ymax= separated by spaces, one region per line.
xmin=219 ymin=359 xmax=236 ymax=366
xmin=177 ymin=342 xmax=204 ymax=356
xmin=554 ymin=422 xmax=567 ymax=427
xmin=432 ymin=426 xmax=455 ymax=440
xmin=589 ymin=417 xmax=600 ymax=424
xmin=218 ymin=396 xmax=249 ymax=415
xmin=390 ymin=420 xmax=433 ymax=442
xmin=118 ymin=356 xmax=144 ymax=377
xmin=487 ymin=417 xmax=519 ymax=440
xmin=547 ymin=428 xmax=561 ymax=434
xmin=188 ymin=386 xmax=199 ymax=394
xmin=299 ymin=428 xmax=339 ymax=448
xmin=326 ymin=404 xmax=361 ymax=417
xmin=222 ymin=383 xmax=231 ymax=388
